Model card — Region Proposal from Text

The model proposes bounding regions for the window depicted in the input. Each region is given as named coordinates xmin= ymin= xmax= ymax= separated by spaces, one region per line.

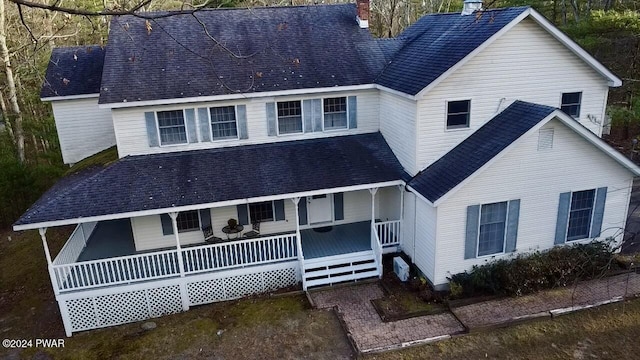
xmin=478 ymin=202 xmax=508 ymax=256
xmin=277 ymin=101 xmax=303 ymax=134
xmin=157 ymin=110 xmax=187 ymax=145
xmin=249 ymin=201 xmax=274 ymax=222
xmin=561 ymin=92 xmax=582 ymax=118
xmin=567 ymin=189 xmax=595 ymax=241
xmin=210 ymin=106 xmax=238 ymax=140
xmin=177 ymin=210 xmax=200 ymax=232
xmin=324 ymin=97 xmax=348 ymax=130
xmin=446 ymin=100 xmax=471 ymax=129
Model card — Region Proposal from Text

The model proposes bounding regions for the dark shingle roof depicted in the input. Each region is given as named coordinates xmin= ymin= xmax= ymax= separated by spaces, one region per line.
xmin=41 ymin=45 xmax=105 ymax=98
xmin=408 ymin=101 xmax=556 ymax=202
xmin=375 ymin=7 xmax=528 ymax=95
xmin=99 ymin=4 xmax=378 ymax=104
xmin=15 ymin=133 xmax=406 ymax=226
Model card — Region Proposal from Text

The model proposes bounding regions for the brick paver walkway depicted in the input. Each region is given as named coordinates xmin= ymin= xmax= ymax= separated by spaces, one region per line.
xmin=452 ymin=272 xmax=640 ymax=329
xmin=310 ymin=283 xmax=465 ymax=353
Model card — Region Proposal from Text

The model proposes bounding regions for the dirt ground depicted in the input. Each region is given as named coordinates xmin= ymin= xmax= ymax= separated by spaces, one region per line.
xmin=0 ymin=228 xmax=353 ymax=360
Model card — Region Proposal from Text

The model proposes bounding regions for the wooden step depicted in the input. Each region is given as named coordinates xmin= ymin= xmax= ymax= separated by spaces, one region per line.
xmin=305 ymin=270 xmax=379 ymax=288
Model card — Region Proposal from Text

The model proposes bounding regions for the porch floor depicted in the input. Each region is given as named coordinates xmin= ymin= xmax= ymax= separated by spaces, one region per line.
xmin=78 ymin=219 xmax=136 ymax=261
xmin=76 ymin=219 xmax=372 ymax=262
xmin=300 ymin=221 xmax=371 ymax=259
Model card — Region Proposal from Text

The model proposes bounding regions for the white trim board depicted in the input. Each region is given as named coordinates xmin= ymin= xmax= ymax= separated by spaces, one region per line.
xmin=13 ymin=180 xmax=405 ymax=231
xmin=99 ymin=84 xmax=378 ymax=109
xmin=41 ymin=93 xmax=100 ymax=102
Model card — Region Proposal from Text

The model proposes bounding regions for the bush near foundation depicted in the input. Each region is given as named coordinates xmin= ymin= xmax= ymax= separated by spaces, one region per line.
xmin=448 ymin=241 xmax=619 ymax=298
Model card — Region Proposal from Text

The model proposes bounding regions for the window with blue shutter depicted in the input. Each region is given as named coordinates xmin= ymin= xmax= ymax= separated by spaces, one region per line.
xmin=556 ymin=187 xmax=607 ymax=243
xmin=266 ymin=102 xmax=277 ymax=136
xmin=347 ymin=96 xmax=357 ymax=129
xmin=465 ymin=199 xmax=520 ymax=259
xmin=324 ymin=97 xmax=348 ymax=130
xmin=145 ymin=112 xmax=159 ymax=147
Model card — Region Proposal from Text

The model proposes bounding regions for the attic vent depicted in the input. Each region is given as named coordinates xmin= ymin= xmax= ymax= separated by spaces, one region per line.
xmin=538 ymin=128 xmax=554 ymax=150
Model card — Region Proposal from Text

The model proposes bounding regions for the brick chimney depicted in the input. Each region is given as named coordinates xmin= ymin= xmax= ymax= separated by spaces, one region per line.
xmin=356 ymin=0 xmax=369 ymax=29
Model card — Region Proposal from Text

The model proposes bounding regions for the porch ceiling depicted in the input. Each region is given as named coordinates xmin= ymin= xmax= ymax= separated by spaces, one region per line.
xmin=16 ymin=133 xmax=408 ymax=229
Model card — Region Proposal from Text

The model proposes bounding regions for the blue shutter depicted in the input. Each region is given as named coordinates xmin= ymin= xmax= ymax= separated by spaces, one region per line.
xmin=298 ymin=198 xmax=308 ymax=225
xmin=185 ymin=109 xmax=197 ymax=143
xmin=145 ymin=112 xmax=159 ymax=147
xmin=334 ymin=193 xmax=344 ymax=221
xmin=237 ymin=205 xmax=249 ymax=225
xmin=160 ymin=214 xmax=173 ymax=235
xmin=197 ymin=108 xmax=210 ymax=142
xmin=274 ymin=200 xmax=285 ymax=221
xmin=312 ymin=99 xmax=322 ymax=132
xmin=302 ymin=100 xmax=313 ymax=133
xmin=590 ymin=187 xmax=607 ymax=238
xmin=554 ymin=192 xmax=571 ymax=245
xmin=348 ymin=96 xmax=357 ymax=129
xmin=199 ymin=208 xmax=211 ymax=229
xmin=465 ymin=205 xmax=480 ymax=259
xmin=505 ymin=199 xmax=520 ymax=253
xmin=266 ymin=102 xmax=277 ymax=136
xmin=237 ymin=105 xmax=248 ymax=139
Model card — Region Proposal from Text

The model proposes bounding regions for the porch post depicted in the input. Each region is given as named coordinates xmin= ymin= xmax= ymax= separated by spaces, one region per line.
xmin=169 ymin=212 xmax=190 ymax=311
xmin=291 ymin=197 xmax=306 ymax=291
xmin=398 ymin=184 xmax=405 ymax=221
xmin=369 ymin=188 xmax=382 ymax=278
xmin=39 ymin=227 xmax=59 ymax=296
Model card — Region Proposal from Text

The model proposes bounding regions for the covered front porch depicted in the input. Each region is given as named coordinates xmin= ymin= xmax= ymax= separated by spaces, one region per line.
xmin=15 ymin=133 xmax=408 ymax=336
xmin=51 ymin=209 xmax=402 ymax=294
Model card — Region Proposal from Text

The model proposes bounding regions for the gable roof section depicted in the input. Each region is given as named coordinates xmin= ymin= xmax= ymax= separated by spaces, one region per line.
xmin=99 ymin=4 xmax=377 ymax=105
xmin=408 ymin=100 xmax=640 ymax=205
xmin=375 ymin=7 xmax=529 ymax=96
xmin=376 ymin=7 xmax=621 ymax=97
xmin=14 ymin=133 xmax=406 ymax=230
xmin=41 ymin=45 xmax=105 ymax=100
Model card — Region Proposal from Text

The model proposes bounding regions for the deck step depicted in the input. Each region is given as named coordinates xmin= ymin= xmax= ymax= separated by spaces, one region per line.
xmin=303 ymin=262 xmax=376 ymax=278
xmin=305 ymin=270 xmax=379 ymax=288
xmin=302 ymin=250 xmax=378 ymax=288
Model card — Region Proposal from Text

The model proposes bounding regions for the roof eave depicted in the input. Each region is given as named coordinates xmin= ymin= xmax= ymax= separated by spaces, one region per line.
xmin=12 ymin=179 xmax=405 ymax=231
xmin=41 ymin=93 xmax=100 ymax=102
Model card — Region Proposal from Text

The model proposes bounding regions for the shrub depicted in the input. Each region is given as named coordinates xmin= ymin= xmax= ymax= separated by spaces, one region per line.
xmin=448 ymin=241 xmax=617 ymax=298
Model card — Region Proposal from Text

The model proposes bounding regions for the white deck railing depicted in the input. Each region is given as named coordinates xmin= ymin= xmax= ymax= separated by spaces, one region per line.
xmin=52 ymin=233 xmax=298 ymax=292
xmin=182 ymin=233 xmax=298 ymax=275
xmin=53 ymin=222 xmax=97 ymax=265
xmin=52 ymin=249 xmax=180 ymax=291
xmin=375 ymin=220 xmax=401 ymax=246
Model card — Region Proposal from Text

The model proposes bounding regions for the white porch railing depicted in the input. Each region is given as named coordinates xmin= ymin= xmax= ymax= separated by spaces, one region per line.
xmin=52 ymin=233 xmax=298 ymax=292
xmin=53 ymin=222 xmax=97 ymax=265
xmin=53 ymin=249 xmax=180 ymax=291
xmin=182 ymin=233 xmax=298 ymax=275
xmin=375 ymin=220 xmax=401 ymax=246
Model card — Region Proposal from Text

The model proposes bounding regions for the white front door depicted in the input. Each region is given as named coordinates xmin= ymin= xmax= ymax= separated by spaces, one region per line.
xmin=307 ymin=194 xmax=333 ymax=224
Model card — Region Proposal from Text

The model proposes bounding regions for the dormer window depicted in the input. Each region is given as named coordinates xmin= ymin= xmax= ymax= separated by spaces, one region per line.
xmin=210 ymin=106 xmax=238 ymax=140
xmin=561 ymin=92 xmax=582 ymax=118
xmin=324 ymin=97 xmax=348 ymax=130
xmin=446 ymin=100 xmax=471 ymax=129
xmin=157 ymin=110 xmax=188 ymax=145
xmin=277 ymin=101 xmax=303 ymax=134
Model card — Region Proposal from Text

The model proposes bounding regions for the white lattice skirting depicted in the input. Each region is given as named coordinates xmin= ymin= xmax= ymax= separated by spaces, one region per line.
xmin=58 ymin=261 xmax=300 ymax=335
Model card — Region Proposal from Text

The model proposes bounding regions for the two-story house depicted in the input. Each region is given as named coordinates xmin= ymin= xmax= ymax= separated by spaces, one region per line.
xmin=15 ymin=0 xmax=640 ymax=336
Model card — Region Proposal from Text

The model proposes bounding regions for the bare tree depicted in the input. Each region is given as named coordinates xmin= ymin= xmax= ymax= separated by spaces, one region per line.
xmin=0 ymin=0 xmax=25 ymax=163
